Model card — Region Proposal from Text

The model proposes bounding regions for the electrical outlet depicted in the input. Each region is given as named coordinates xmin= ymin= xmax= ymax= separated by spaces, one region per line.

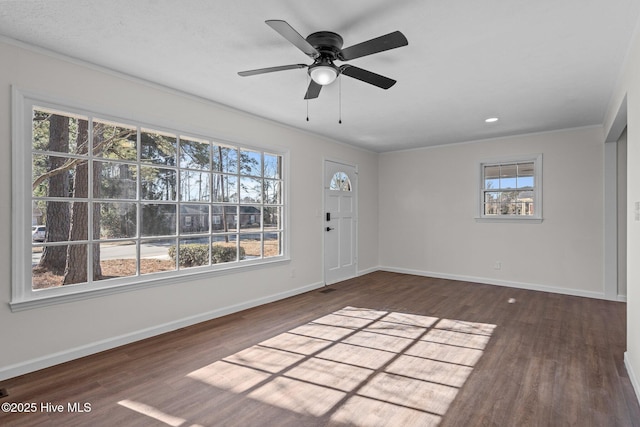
xmin=290 ymin=268 xmax=296 ymax=278
xmin=494 ymin=261 xmax=502 ymax=270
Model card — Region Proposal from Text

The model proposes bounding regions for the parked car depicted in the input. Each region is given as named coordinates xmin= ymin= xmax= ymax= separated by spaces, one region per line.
xmin=32 ymin=225 xmax=46 ymax=242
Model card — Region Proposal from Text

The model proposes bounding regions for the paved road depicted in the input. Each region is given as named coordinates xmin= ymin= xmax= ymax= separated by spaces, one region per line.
xmin=31 ymin=234 xmax=275 ymax=265
xmin=32 ymin=242 xmax=171 ymax=265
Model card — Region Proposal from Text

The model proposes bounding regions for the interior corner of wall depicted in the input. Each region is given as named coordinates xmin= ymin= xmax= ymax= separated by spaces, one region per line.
xmin=605 ymin=94 xmax=628 ymax=143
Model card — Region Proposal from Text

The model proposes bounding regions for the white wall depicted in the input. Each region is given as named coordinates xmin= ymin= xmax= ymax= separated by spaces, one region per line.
xmin=604 ymin=18 xmax=640 ymax=404
xmin=0 ymin=40 xmax=379 ymax=379
xmin=378 ymin=127 xmax=605 ymax=298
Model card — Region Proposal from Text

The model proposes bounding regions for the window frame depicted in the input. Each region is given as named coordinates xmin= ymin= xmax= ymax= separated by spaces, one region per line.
xmin=11 ymin=87 xmax=290 ymax=311
xmin=476 ymin=153 xmax=543 ymax=223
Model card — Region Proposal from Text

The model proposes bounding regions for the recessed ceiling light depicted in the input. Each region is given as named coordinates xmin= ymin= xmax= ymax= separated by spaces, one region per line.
xmin=485 ymin=117 xmax=499 ymax=123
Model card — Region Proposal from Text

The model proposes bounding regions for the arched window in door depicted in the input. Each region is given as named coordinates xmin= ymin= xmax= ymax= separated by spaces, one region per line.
xmin=329 ymin=172 xmax=352 ymax=191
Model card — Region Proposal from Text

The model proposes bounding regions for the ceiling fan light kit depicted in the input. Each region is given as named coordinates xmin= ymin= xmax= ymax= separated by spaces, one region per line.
xmin=309 ymin=63 xmax=338 ymax=85
xmin=238 ymin=20 xmax=408 ymax=100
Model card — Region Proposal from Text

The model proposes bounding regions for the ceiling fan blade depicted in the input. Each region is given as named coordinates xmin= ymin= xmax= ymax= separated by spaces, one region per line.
xmin=339 ymin=65 xmax=396 ymax=89
xmin=266 ymin=20 xmax=319 ymax=58
xmin=304 ymin=80 xmax=322 ymax=99
xmin=238 ymin=64 xmax=307 ymax=77
xmin=339 ymin=31 xmax=408 ymax=61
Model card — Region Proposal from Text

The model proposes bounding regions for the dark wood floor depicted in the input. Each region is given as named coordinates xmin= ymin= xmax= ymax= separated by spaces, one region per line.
xmin=1 ymin=272 xmax=639 ymax=426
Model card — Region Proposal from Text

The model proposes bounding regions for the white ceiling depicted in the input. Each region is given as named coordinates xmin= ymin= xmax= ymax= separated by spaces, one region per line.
xmin=1 ymin=0 xmax=639 ymax=152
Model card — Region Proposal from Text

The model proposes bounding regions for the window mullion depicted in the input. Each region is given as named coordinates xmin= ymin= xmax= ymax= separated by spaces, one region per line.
xmin=135 ymin=125 xmax=142 ymax=276
xmin=87 ymin=116 xmax=94 ymax=283
xmin=19 ymin=92 xmax=286 ymax=307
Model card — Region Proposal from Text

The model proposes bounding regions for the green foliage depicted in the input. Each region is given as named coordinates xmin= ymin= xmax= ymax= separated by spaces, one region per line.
xmin=95 ymin=123 xmax=137 ymax=161
xmin=212 ymin=244 xmax=246 ymax=263
xmin=141 ymin=131 xmax=176 ymax=165
xmin=99 ymin=204 xmax=136 ymax=238
xmin=168 ymin=243 xmax=246 ymax=267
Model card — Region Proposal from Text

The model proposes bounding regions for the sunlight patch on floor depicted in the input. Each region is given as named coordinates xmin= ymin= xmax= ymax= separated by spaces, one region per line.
xmin=184 ymin=306 xmax=496 ymax=426
xmin=118 ymin=399 xmax=204 ymax=427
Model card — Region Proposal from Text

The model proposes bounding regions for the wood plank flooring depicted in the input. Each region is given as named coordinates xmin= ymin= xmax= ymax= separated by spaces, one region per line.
xmin=1 ymin=272 xmax=639 ymax=426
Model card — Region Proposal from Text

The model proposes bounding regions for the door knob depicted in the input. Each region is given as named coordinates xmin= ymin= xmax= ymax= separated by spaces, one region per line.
xmin=326 ymin=227 xmax=334 ymax=232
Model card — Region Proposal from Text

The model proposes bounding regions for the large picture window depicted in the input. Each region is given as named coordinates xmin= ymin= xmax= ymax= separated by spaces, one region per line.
xmin=478 ymin=154 xmax=542 ymax=221
xmin=13 ymin=91 xmax=286 ymax=309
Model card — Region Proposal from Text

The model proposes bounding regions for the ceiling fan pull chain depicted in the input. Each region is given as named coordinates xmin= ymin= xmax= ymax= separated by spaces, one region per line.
xmin=338 ymin=77 xmax=342 ymax=124
xmin=306 ymin=75 xmax=310 ymax=122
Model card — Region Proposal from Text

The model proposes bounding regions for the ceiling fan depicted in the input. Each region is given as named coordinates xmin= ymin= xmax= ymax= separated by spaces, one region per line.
xmin=238 ymin=20 xmax=408 ymax=100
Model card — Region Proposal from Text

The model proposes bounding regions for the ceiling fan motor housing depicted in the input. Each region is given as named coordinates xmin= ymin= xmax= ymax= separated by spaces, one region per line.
xmin=306 ymin=31 xmax=344 ymax=60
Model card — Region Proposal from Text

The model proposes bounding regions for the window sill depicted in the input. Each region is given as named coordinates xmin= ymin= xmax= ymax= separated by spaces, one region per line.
xmin=474 ymin=216 xmax=543 ymax=224
xmin=10 ymin=257 xmax=290 ymax=312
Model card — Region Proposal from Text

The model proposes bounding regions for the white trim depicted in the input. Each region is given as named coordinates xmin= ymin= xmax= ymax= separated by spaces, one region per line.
xmin=357 ymin=266 xmax=379 ymax=277
xmin=2 ymin=265 xmax=628 ymax=381
xmin=604 ymin=141 xmax=619 ymax=300
xmin=383 ymin=124 xmax=604 ymax=154
xmin=625 ymin=352 xmax=640 ymax=407
xmin=474 ymin=217 xmax=543 ymax=224
xmin=476 ymin=153 xmax=543 ymax=221
xmin=11 ymin=86 xmax=290 ymax=310
xmin=377 ymin=266 xmax=609 ymax=300
xmin=0 ymin=279 xmax=324 ymax=381
xmin=10 ymin=258 xmax=290 ymax=312
xmin=605 ymin=94 xmax=628 ymax=143
xmin=11 ymin=86 xmax=32 ymax=304
xmin=15 ymin=85 xmax=292 ymax=163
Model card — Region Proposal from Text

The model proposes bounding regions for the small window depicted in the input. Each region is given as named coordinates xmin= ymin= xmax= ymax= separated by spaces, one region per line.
xmin=478 ymin=154 xmax=542 ymax=221
xmin=330 ymin=172 xmax=352 ymax=191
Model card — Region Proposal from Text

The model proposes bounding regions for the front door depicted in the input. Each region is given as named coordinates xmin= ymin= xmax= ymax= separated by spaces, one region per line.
xmin=323 ymin=160 xmax=357 ymax=285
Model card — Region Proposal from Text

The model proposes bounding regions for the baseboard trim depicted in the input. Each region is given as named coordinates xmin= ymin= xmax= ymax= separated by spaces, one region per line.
xmin=357 ymin=266 xmax=379 ymax=277
xmin=625 ymin=352 xmax=640 ymax=406
xmin=0 ymin=267 xmax=618 ymax=381
xmin=0 ymin=280 xmax=324 ymax=382
xmin=377 ymin=266 xmax=607 ymax=300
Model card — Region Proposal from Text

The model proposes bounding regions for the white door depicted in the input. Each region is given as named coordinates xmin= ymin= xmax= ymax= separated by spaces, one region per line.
xmin=324 ymin=160 xmax=357 ymax=285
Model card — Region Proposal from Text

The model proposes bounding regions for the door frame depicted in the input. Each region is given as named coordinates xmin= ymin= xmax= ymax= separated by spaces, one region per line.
xmin=604 ymin=95 xmax=627 ymax=301
xmin=322 ymin=158 xmax=358 ymax=285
